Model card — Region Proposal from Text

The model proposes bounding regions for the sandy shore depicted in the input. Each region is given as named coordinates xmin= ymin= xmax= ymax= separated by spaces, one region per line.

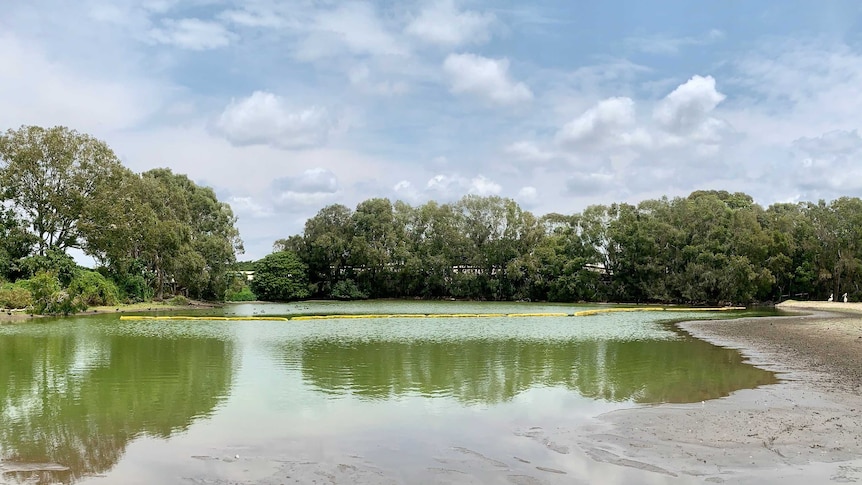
xmin=559 ymin=301 xmax=862 ymax=484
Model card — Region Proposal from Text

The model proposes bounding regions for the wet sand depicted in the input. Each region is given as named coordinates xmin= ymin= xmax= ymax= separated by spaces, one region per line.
xmin=565 ymin=301 xmax=862 ymax=484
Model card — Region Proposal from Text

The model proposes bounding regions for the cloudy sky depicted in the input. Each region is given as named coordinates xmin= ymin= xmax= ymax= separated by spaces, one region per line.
xmin=3 ymin=0 xmax=862 ymax=260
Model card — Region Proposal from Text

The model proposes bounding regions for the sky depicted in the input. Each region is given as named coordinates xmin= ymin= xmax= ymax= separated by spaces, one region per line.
xmin=3 ymin=0 xmax=862 ymax=261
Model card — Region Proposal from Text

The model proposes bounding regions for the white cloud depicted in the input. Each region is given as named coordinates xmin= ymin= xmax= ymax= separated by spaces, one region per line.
xmin=627 ymin=29 xmax=725 ymax=55
xmin=296 ymin=3 xmax=407 ymax=60
xmin=0 ymin=33 xmax=162 ymax=133
xmin=219 ymin=7 xmax=287 ymax=28
xmin=468 ymin=175 xmax=502 ymax=196
xmin=148 ymin=18 xmax=236 ymax=50
xmin=213 ymin=91 xmax=335 ymax=149
xmin=794 ymin=129 xmax=862 ymax=156
xmin=273 ymin=168 xmax=339 ymax=194
xmin=790 ymin=129 xmax=862 ymax=194
xmin=517 ymin=186 xmax=538 ymax=204
xmin=393 ymin=180 xmax=421 ymax=202
xmin=565 ymin=172 xmax=615 ymax=196
xmin=424 ymin=173 xmax=501 ymax=198
xmin=426 ymin=174 xmax=466 ymax=194
xmin=443 ymin=53 xmax=533 ymax=105
xmin=229 ymin=196 xmax=274 ymax=219
xmin=405 ymin=0 xmax=495 ymax=47
xmin=555 ymin=97 xmax=646 ymax=149
xmin=505 ymin=141 xmax=555 ymax=162
xmin=653 ymin=75 xmax=725 ymax=134
xmin=348 ymin=64 xmax=409 ymax=96
xmin=272 ymin=168 xmax=341 ymax=209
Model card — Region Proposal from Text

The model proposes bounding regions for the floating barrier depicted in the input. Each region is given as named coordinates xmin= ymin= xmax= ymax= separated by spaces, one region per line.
xmin=118 ymin=306 xmax=744 ymax=322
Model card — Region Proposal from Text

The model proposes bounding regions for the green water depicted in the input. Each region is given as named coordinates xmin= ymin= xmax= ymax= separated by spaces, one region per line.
xmin=0 ymin=301 xmax=778 ymax=484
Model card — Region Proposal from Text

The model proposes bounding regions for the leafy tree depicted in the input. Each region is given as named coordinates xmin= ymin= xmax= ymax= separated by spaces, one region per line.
xmin=298 ymin=204 xmax=354 ymax=296
xmin=0 ymin=207 xmax=36 ymax=281
xmin=0 ymin=125 xmax=125 ymax=254
xmin=251 ymin=251 xmax=310 ymax=301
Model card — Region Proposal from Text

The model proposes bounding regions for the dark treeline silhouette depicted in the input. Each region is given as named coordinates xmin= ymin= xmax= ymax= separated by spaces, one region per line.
xmin=272 ymin=190 xmax=862 ymax=305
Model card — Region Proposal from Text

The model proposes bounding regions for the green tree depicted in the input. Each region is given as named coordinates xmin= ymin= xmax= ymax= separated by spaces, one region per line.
xmin=251 ymin=251 xmax=310 ymax=301
xmin=298 ymin=204 xmax=354 ymax=296
xmin=0 ymin=207 xmax=36 ymax=281
xmin=0 ymin=125 xmax=125 ymax=254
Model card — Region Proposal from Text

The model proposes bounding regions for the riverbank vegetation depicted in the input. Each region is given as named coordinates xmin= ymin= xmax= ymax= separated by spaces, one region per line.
xmin=3 ymin=125 xmax=861 ymax=312
xmin=269 ymin=191 xmax=862 ymax=305
xmin=0 ymin=125 xmax=243 ymax=314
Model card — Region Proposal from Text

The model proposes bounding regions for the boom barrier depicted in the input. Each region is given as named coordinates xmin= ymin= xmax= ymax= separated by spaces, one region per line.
xmin=118 ymin=306 xmax=744 ymax=321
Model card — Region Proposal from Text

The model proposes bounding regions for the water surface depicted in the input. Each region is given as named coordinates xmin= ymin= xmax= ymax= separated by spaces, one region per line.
xmin=0 ymin=301 xmax=777 ymax=484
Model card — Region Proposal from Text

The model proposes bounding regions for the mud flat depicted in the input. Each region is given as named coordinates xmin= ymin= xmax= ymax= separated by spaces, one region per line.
xmin=564 ymin=301 xmax=862 ymax=484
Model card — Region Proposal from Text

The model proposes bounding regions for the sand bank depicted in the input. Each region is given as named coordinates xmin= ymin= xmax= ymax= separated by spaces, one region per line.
xmin=563 ymin=301 xmax=862 ymax=484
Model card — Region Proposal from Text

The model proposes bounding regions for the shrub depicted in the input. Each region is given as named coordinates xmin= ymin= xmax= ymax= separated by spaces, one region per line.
xmin=43 ymin=290 xmax=86 ymax=315
xmin=68 ymin=270 xmax=120 ymax=307
xmin=330 ymin=279 xmax=368 ymax=300
xmin=0 ymin=283 xmax=33 ymax=309
xmin=25 ymin=271 xmax=62 ymax=313
xmin=225 ymin=285 xmax=257 ymax=302
xmin=168 ymin=295 xmax=190 ymax=306
xmin=117 ymin=274 xmax=153 ymax=303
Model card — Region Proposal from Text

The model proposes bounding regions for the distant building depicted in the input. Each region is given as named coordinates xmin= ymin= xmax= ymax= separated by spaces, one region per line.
xmin=227 ymin=270 xmax=255 ymax=281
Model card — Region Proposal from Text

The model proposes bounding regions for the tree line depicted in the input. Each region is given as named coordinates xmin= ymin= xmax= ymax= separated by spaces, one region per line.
xmin=0 ymin=125 xmax=242 ymax=312
xmin=266 ymin=191 xmax=861 ymax=305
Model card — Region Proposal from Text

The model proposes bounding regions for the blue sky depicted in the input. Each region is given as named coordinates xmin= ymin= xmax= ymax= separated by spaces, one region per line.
xmin=3 ymin=1 xmax=862 ymax=260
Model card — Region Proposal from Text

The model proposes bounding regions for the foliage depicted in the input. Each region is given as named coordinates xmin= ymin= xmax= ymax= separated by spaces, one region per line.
xmin=67 ymin=270 xmax=120 ymax=307
xmin=0 ymin=125 xmax=125 ymax=254
xmin=330 ymin=279 xmax=367 ymax=300
xmin=168 ymin=295 xmax=190 ymax=306
xmin=225 ymin=285 xmax=257 ymax=302
xmin=18 ymin=271 xmax=82 ymax=314
xmin=43 ymin=290 xmax=87 ymax=315
xmin=0 ymin=125 xmax=243 ymax=303
xmin=0 ymin=283 xmax=32 ymax=309
xmin=250 ymin=251 xmax=310 ymax=302
xmin=0 ymin=207 xmax=36 ymax=281
xmin=224 ymin=274 xmax=257 ymax=301
xmin=15 ymin=248 xmax=79 ymax=285
xmin=273 ymin=192 xmax=862 ymax=305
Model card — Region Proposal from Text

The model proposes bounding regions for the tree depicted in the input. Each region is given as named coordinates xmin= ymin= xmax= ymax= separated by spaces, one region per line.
xmin=301 ymin=204 xmax=354 ymax=296
xmin=251 ymin=251 xmax=310 ymax=301
xmin=80 ymin=168 xmax=243 ymax=300
xmin=0 ymin=126 xmax=125 ymax=254
xmin=0 ymin=207 xmax=36 ymax=280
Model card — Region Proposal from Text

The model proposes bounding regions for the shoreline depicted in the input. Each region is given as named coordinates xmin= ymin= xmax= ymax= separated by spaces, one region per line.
xmin=0 ymin=300 xmax=221 ymax=324
xmin=565 ymin=302 xmax=862 ymax=484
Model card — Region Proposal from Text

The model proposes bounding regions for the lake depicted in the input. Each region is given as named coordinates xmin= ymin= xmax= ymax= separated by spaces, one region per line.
xmin=0 ymin=301 xmax=777 ymax=484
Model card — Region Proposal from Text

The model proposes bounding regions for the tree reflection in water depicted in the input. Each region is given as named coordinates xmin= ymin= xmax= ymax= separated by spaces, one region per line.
xmin=0 ymin=331 xmax=234 ymax=484
xmin=298 ymin=334 xmax=776 ymax=405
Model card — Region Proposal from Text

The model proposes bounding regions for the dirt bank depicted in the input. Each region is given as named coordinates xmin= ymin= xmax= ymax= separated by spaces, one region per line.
xmin=563 ymin=302 xmax=862 ymax=484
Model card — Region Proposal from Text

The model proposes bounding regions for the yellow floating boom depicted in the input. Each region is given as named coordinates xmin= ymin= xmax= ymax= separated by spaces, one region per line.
xmin=118 ymin=306 xmax=744 ymax=322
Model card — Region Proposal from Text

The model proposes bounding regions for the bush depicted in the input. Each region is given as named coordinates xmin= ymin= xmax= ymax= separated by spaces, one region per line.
xmin=24 ymin=271 xmax=62 ymax=313
xmin=0 ymin=283 xmax=33 ymax=309
xmin=330 ymin=279 xmax=368 ymax=300
xmin=225 ymin=285 xmax=257 ymax=302
xmin=67 ymin=270 xmax=120 ymax=307
xmin=43 ymin=290 xmax=86 ymax=315
xmin=168 ymin=295 xmax=190 ymax=306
